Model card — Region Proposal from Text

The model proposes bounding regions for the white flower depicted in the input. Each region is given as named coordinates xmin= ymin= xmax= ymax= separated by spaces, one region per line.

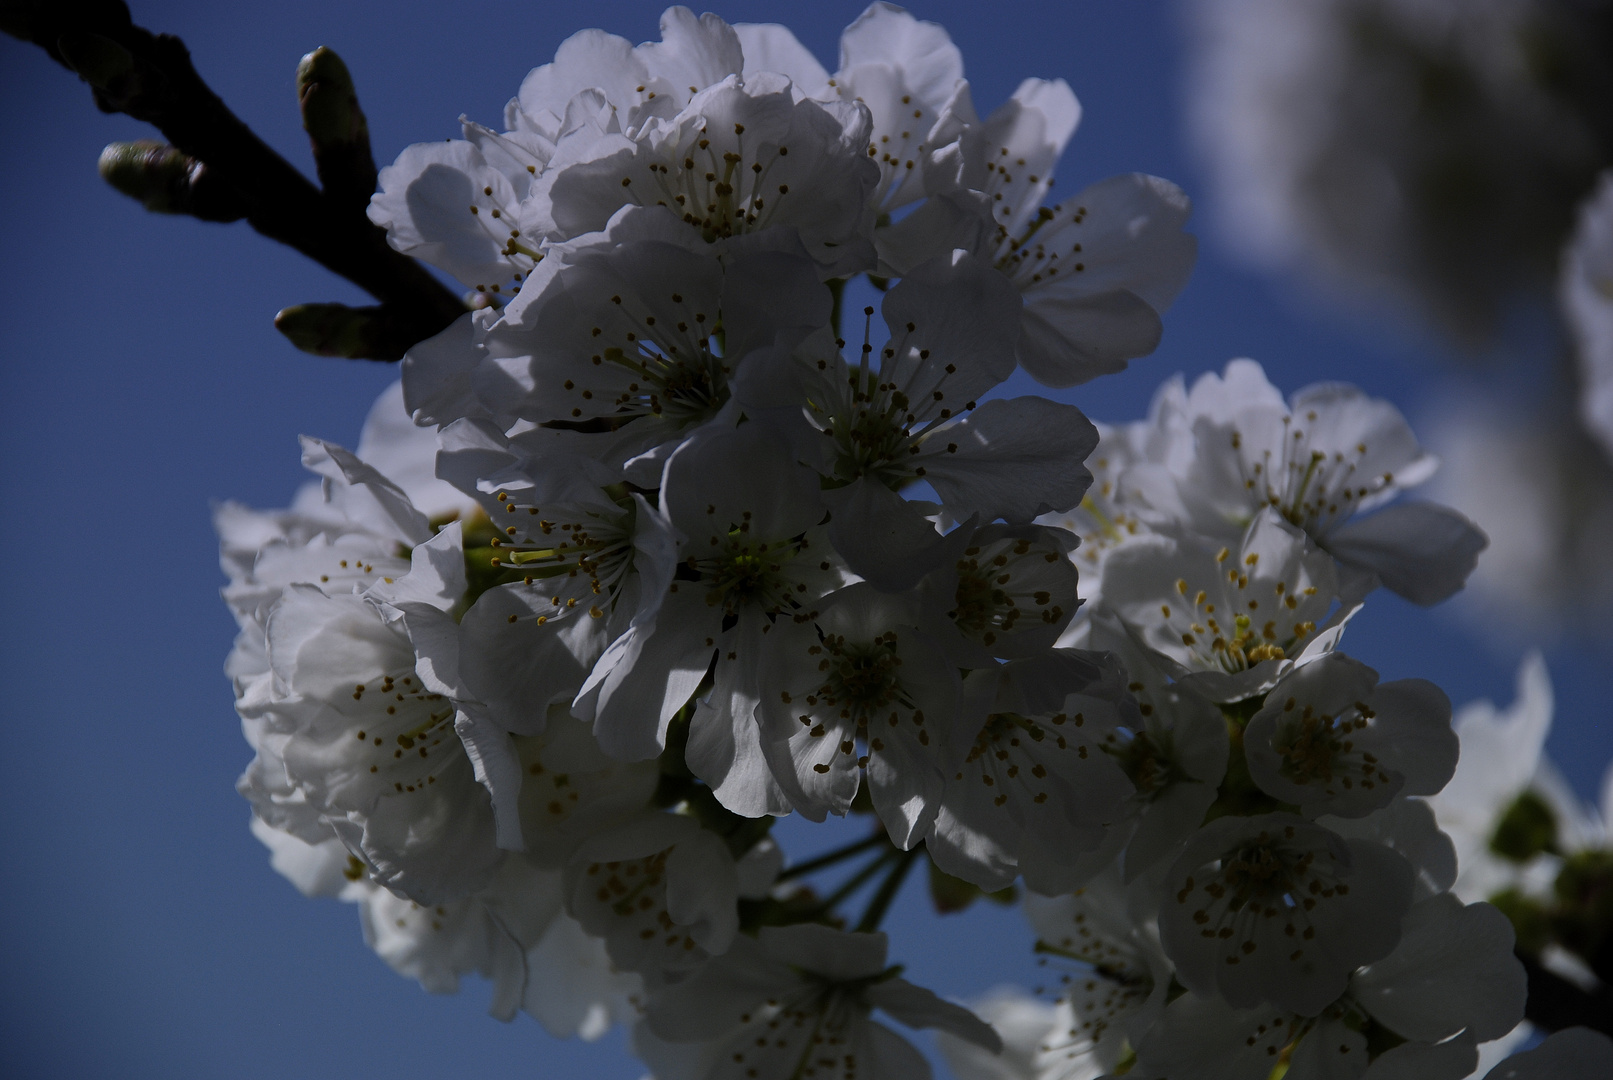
xmin=1098 ymin=507 xmax=1349 ymax=703
xmin=224 ymin=431 xmax=509 ymax=903
xmin=1037 ymin=379 xmax=1191 ymax=610
xmin=737 ymin=3 xmax=973 ymax=213
xmin=1243 ymin=653 xmax=1458 ymax=818
xmin=1319 ymin=796 xmax=1459 ymax=902
xmin=1158 ymin=813 xmax=1415 ymax=1016
xmin=408 ymin=417 xmax=679 ymax=740
xmin=251 ymin=813 xmax=639 ymax=1034
xmin=529 ymin=71 xmax=880 ymax=278
xmin=1022 ymin=866 xmax=1173 ymax=1079
xmin=879 ymin=106 xmax=1195 ymax=388
xmin=637 ymin=923 xmax=1002 ymax=1080
xmin=756 ymin=582 xmax=965 ymax=845
xmin=1160 ymin=359 xmax=1485 ymax=605
xmin=1030 ymin=616 xmax=1230 ymax=894
xmin=1093 ymin=621 xmax=1231 ymax=885
xmin=368 ymin=134 xmax=552 ymax=296
xmin=245 ymin=542 xmax=503 ymax=904
xmin=924 ymin=650 xmax=1136 ymax=891
xmin=563 ymin=811 xmax=740 ymax=976
xmin=738 ymin=249 xmax=1096 ymax=589
xmin=512 ymin=707 xmax=663 ymax=869
xmin=1483 ymin=1027 xmax=1613 ymax=1080
xmin=505 ymin=7 xmax=747 ymax=143
xmin=916 ymin=522 xmax=1082 ymax=669
xmin=575 ymin=423 xmax=844 ymax=807
xmin=474 ymin=212 xmax=830 ymax=479
xmin=356 ymin=854 xmax=562 ymax=1019
xmin=1426 ymin=653 xmax=1608 ymax=905
xmin=936 ymin=988 xmax=1059 ymax=1080
xmin=368 ymin=6 xmax=752 ymax=296
xmin=1138 ymin=893 xmax=1524 ymax=1080
xmin=1562 ymin=169 xmax=1613 ymax=461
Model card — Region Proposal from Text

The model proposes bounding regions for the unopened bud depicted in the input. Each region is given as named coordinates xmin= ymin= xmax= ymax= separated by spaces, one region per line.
xmin=296 ymin=46 xmax=366 ymax=146
xmin=97 ymin=140 xmax=245 ymax=222
xmin=295 ymin=46 xmax=376 ymax=207
xmin=275 ymin=303 xmax=418 ymax=361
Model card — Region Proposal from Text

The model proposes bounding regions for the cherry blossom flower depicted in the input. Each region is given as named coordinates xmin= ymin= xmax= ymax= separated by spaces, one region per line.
xmin=1099 ymin=507 xmax=1349 ymax=703
xmin=575 ymin=423 xmax=845 ymax=803
xmin=1243 ymin=653 xmax=1458 ymax=818
xmin=638 ymin=924 xmax=1001 ymax=1080
xmin=736 ymin=3 xmax=973 ymax=214
xmin=1157 ymin=813 xmax=1415 ymax=1016
xmin=757 ymin=582 xmax=966 ymax=845
xmin=1022 ymin=866 xmax=1173 ymax=1078
xmin=563 ymin=811 xmax=741 ymax=976
xmin=1137 ymin=892 xmax=1524 ymax=1080
xmin=528 ymin=71 xmax=879 ymax=278
xmin=924 ymin=650 xmax=1135 ymax=890
xmin=1562 ymin=170 xmax=1613 ymax=461
xmin=878 ymin=93 xmax=1196 ymax=387
xmin=1153 ymin=359 xmax=1486 ymax=605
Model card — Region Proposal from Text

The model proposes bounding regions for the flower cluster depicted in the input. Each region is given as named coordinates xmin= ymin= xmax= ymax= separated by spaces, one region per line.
xmin=222 ymin=6 xmax=1590 ymax=1079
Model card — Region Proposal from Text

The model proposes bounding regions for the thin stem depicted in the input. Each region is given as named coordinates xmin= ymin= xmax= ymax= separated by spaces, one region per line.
xmin=812 ymin=849 xmax=901 ymax=916
xmin=854 ymin=848 xmax=921 ymax=933
xmin=777 ymin=832 xmax=893 ymax=882
xmin=6 ymin=1 xmax=464 ymax=358
xmin=828 ymin=277 xmax=846 ymax=341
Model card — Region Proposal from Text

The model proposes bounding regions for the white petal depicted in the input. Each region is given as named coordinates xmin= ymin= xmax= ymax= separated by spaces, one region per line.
xmin=866 ymin=979 xmax=1003 ymax=1052
xmin=1325 ymin=502 xmax=1487 ymax=606
xmin=1360 ymin=1034 xmax=1477 ymax=1080
xmin=920 ymin=397 xmax=1099 ymax=523
xmin=734 ymin=23 xmax=830 ymax=90
xmin=1352 ymin=894 xmax=1526 ymax=1044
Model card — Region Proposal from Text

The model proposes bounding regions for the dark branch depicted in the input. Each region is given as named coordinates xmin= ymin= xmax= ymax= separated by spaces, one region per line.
xmin=1520 ymin=949 xmax=1613 ymax=1037
xmin=1 ymin=0 xmax=465 ymax=359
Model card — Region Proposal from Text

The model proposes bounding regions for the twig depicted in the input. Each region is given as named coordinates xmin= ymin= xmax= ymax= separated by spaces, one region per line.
xmin=1 ymin=0 xmax=465 ymax=359
xmin=1519 ymin=949 xmax=1613 ymax=1036
xmin=778 ymin=832 xmax=893 ymax=883
xmin=854 ymin=848 xmax=921 ymax=933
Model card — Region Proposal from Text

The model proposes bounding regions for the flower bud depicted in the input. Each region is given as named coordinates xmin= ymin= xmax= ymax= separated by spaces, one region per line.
xmin=274 ymin=303 xmax=415 ymax=360
xmin=295 ymin=46 xmax=376 ymax=207
xmin=97 ymin=140 xmax=245 ymax=222
xmin=296 ymin=46 xmax=365 ymax=147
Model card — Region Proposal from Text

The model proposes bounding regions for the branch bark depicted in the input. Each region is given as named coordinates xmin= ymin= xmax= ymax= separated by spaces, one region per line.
xmin=1520 ymin=949 xmax=1613 ymax=1037
xmin=1 ymin=0 xmax=465 ymax=359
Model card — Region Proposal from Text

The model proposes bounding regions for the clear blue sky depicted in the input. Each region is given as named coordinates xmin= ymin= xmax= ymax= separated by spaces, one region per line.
xmin=2 ymin=2 xmax=1607 ymax=1077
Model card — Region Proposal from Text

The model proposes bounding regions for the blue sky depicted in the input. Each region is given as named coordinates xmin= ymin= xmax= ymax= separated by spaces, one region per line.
xmin=2 ymin=2 xmax=1607 ymax=1077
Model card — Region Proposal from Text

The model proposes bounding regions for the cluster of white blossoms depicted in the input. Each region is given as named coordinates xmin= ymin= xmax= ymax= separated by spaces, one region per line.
xmin=222 ymin=6 xmax=1610 ymax=1079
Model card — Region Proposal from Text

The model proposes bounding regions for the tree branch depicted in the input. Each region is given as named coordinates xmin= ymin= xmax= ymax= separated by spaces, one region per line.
xmin=1 ymin=0 xmax=465 ymax=359
xmin=1520 ymin=949 xmax=1613 ymax=1037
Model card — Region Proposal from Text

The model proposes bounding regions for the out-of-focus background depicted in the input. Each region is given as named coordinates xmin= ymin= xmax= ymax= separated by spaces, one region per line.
xmin=1 ymin=1 xmax=1609 ymax=1077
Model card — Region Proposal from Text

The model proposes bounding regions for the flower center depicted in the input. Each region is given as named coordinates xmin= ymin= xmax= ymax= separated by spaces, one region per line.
xmin=626 ymin=124 xmax=795 ymax=242
xmin=993 ymin=201 xmax=1092 ymax=290
xmin=688 ymin=534 xmax=810 ymax=617
xmin=817 ymin=631 xmax=906 ymax=717
xmin=486 ymin=490 xmax=638 ymax=622
xmin=1223 ymin=417 xmax=1396 ymax=538
xmin=345 ymin=670 xmax=457 ymax=796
